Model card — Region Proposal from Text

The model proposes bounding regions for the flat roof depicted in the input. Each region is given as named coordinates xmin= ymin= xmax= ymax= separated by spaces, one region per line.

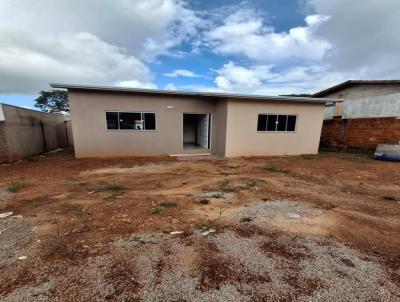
xmin=50 ymin=83 xmax=340 ymax=105
xmin=313 ymin=80 xmax=400 ymax=97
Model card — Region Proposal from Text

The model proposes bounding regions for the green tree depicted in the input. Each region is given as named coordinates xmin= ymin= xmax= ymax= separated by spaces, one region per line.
xmin=34 ymin=90 xmax=69 ymax=114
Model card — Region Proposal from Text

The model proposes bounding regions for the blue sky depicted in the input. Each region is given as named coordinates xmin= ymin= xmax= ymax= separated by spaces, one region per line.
xmin=1 ymin=0 xmax=400 ymax=109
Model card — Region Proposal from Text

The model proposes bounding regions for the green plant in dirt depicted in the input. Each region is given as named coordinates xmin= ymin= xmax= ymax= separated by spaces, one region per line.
xmin=40 ymin=231 xmax=70 ymax=257
xmin=218 ymin=178 xmax=237 ymax=193
xmin=240 ymin=216 xmax=253 ymax=223
xmin=104 ymin=182 xmax=125 ymax=191
xmin=6 ymin=179 xmax=29 ymax=193
xmin=151 ymin=206 xmax=162 ymax=215
xmin=244 ymin=178 xmax=266 ymax=189
xmin=159 ymin=201 xmax=177 ymax=208
xmin=200 ymin=198 xmax=210 ymax=205
xmin=383 ymin=195 xmax=397 ymax=201
xmin=265 ymin=163 xmax=289 ymax=173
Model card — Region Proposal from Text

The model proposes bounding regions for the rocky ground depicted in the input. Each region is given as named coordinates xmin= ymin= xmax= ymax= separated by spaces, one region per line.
xmin=0 ymin=150 xmax=399 ymax=301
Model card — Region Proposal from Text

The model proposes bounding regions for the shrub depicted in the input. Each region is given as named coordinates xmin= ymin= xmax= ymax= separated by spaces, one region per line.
xmin=6 ymin=179 xmax=28 ymax=193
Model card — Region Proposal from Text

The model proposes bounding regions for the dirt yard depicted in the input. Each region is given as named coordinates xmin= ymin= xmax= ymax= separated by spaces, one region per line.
xmin=0 ymin=150 xmax=399 ymax=301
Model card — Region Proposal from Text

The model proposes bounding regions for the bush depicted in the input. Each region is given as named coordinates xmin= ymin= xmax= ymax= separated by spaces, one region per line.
xmin=6 ymin=180 xmax=28 ymax=193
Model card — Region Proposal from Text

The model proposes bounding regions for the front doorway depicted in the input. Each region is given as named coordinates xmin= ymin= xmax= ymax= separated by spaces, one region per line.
xmin=183 ymin=113 xmax=211 ymax=149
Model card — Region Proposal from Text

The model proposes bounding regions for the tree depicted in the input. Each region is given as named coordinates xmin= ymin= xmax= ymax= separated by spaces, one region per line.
xmin=34 ymin=90 xmax=69 ymax=114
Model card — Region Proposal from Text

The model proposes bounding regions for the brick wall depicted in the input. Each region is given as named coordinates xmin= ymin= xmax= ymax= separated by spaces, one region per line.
xmin=0 ymin=122 xmax=9 ymax=163
xmin=321 ymin=117 xmax=400 ymax=150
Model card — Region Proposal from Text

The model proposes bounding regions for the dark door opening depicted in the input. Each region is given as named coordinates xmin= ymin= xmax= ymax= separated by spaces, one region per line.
xmin=183 ymin=114 xmax=210 ymax=149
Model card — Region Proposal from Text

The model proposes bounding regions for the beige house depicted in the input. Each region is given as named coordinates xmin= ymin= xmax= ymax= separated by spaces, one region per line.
xmin=51 ymin=83 xmax=336 ymax=158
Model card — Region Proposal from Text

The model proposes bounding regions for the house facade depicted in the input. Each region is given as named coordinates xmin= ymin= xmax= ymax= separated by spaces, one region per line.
xmin=314 ymin=80 xmax=400 ymax=150
xmin=52 ymin=84 xmax=334 ymax=158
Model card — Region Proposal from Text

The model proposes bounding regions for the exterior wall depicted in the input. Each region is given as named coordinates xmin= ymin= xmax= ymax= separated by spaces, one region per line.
xmin=322 ymin=84 xmax=400 ymax=99
xmin=0 ymin=121 xmax=9 ymax=162
xmin=0 ymin=104 xmax=69 ymax=162
xmin=214 ymin=100 xmax=228 ymax=156
xmin=68 ymin=90 xmax=220 ymax=158
xmin=224 ymin=99 xmax=325 ymax=157
xmin=325 ymin=93 xmax=400 ymax=120
xmin=321 ymin=117 xmax=400 ymax=150
xmin=65 ymin=120 xmax=74 ymax=146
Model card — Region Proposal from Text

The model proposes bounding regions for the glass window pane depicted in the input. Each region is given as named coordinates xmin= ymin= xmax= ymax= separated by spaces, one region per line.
xmin=106 ymin=112 xmax=119 ymax=129
xmin=277 ymin=115 xmax=287 ymax=131
xmin=257 ymin=115 xmax=267 ymax=131
xmin=119 ymin=112 xmax=142 ymax=130
xmin=144 ymin=113 xmax=156 ymax=130
xmin=287 ymin=115 xmax=297 ymax=131
xmin=267 ymin=115 xmax=277 ymax=131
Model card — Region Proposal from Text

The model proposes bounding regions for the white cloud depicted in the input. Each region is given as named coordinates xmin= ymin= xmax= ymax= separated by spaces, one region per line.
xmin=0 ymin=0 xmax=202 ymax=94
xmin=213 ymin=61 xmax=347 ymax=95
xmin=164 ymin=83 xmax=178 ymax=90
xmin=115 ymin=80 xmax=157 ymax=89
xmin=205 ymin=8 xmax=331 ymax=63
xmin=164 ymin=69 xmax=202 ymax=78
xmin=303 ymin=0 xmax=400 ymax=79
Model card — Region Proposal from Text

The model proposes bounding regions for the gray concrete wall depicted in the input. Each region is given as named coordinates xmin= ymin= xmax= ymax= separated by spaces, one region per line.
xmin=323 ymin=84 xmax=400 ymax=99
xmin=325 ymin=93 xmax=400 ymax=119
xmin=0 ymin=104 xmax=70 ymax=162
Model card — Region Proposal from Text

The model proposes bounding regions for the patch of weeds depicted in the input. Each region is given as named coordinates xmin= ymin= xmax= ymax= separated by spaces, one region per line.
xmin=159 ymin=201 xmax=177 ymax=208
xmin=6 ymin=179 xmax=29 ymax=193
xmin=244 ymin=178 xmax=266 ymax=189
xmin=383 ymin=195 xmax=397 ymax=201
xmin=218 ymin=179 xmax=238 ymax=193
xmin=220 ymin=171 xmax=230 ymax=176
xmin=265 ymin=163 xmax=289 ymax=173
xmin=151 ymin=200 xmax=177 ymax=214
xmin=151 ymin=206 xmax=162 ymax=215
xmin=40 ymin=231 xmax=71 ymax=258
xmin=200 ymin=198 xmax=210 ymax=205
xmin=240 ymin=216 xmax=253 ymax=223
xmin=104 ymin=182 xmax=125 ymax=191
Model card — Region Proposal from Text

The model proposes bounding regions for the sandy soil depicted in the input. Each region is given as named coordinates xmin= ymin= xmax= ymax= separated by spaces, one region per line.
xmin=0 ymin=150 xmax=399 ymax=301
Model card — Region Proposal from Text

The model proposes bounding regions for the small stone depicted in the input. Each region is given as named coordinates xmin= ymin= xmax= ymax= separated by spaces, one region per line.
xmin=170 ymin=231 xmax=184 ymax=235
xmin=287 ymin=213 xmax=301 ymax=219
xmin=11 ymin=215 xmax=23 ymax=219
xmin=17 ymin=256 xmax=27 ymax=261
xmin=0 ymin=212 xmax=13 ymax=218
xmin=201 ymin=229 xmax=216 ymax=236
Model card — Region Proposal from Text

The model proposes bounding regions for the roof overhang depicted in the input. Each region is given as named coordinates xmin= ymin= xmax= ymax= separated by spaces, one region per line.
xmin=51 ymin=83 xmax=341 ymax=106
xmin=313 ymin=80 xmax=400 ymax=98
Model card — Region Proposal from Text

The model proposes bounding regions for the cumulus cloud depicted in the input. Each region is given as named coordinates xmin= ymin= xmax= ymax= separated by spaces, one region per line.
xmin=164 ymin=69 xmax=202 ymax=78
xmin=205 ymin=8 xmax=331 ymax=63
xmin=303 ymin=0 xmax=400 ymax=79
xmin=213 ymin=61 xmax=347 ymax=95
xmin=0 ymin=0 xmax=201 ymax=94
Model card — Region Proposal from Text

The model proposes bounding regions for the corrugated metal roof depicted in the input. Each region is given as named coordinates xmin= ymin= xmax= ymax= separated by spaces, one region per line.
xmin=50 ymin=83 xmax=340 ymax=105
xmin=313 ymin=80 xmax=400 ymax=97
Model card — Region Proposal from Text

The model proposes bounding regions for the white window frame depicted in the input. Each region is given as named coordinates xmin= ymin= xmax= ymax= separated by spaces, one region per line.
xmin=105 ymin=111 xmax=157 ymax=131
xmin=257 ymin=113 xmax=298 ymax=133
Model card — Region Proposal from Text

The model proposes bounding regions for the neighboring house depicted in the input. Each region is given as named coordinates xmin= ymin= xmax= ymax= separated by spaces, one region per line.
xmin=51 ymin=83 xmax=337 ymax=158
xmin=0 ymin=104 xmax=72 ymax=163
xmin=313 ymin=80 xmax=400 ymax=150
